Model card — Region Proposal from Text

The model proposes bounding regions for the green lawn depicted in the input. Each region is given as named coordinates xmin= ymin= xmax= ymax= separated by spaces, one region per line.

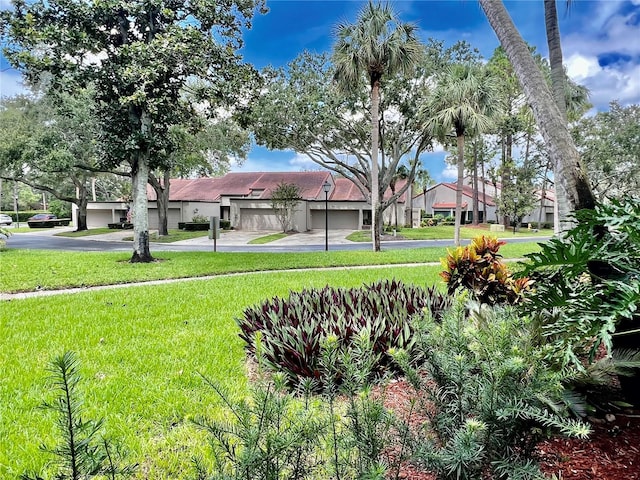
xmin=0 ymin=265 xmax=442 ymax=480
xmin=0 ymin=242 xmax=540 ymax=293
xmin=247 ymin=232 xmax=288 ymax=244
xmin=0 ymin=241 xmax=546 ymax=478
xmin=347 ymin=225 xmax=553 ymax=242
xmin=56 ymin=227 xmax=210 ymax=243
xmin=56 ymin=227 xmax=116 ymax=237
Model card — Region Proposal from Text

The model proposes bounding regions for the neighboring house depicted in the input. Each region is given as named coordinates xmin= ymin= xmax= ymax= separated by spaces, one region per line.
xmin=412 ymin=180 xmax=554 ymax=225
xmin=83 ymin=172 xmax=410 ymax=231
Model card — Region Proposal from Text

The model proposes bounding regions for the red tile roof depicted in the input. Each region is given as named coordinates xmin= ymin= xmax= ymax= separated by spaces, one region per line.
xmin=440 ymin=183 xmax=496 ymax=207
xmin=147 ymin=172 xmax=407 ymax=203
xmin=433 ymin=202 xmax=468 ymax=209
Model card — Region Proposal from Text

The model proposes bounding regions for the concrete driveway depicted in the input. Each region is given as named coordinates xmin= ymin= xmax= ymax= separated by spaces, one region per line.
xmin=10 ymin=227 xmax=356 ymax=247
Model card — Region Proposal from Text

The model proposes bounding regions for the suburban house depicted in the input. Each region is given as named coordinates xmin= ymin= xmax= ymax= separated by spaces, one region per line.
xmin=83 ymin=172 xmax=412 ymax=231
xmin=412 ymin=179 xmax=554 ymax=226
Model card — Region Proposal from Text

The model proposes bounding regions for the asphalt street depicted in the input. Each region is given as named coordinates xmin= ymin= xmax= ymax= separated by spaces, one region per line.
xmin=4 ymin=228 xmax=548 ymax=253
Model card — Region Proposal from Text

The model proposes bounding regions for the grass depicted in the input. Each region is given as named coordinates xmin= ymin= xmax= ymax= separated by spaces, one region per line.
xmin=0 ymin=241 xmax=541 ymax=293
xmin=1 ymin=264 xmax=443 ymax=479
xmin=247 ymin=232 xmax=288 ymax=244
xmin=346 ymin=226 xmax=553 ymax=242
xmin=56 ymin=227 xmax=116 ymax=237
xmin=57 ymin=228 xmax=209 ymax=243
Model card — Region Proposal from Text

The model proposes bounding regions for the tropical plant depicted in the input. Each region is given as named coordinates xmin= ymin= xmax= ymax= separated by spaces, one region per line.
xmin=392 ymin=301 xmax=591 ymax=480
xmin=193 ymin=371 xmax=324 ymax=480
xmin=237 ymin=279 xmax=450 ymax=388
xmin=21 ymin=352 xmax=136 ymax=480
xmin=423 ymin=64 xmax=502 ymax=245
xmin=440 ymin=235 xmax=532 ymax=305
xmin=332 ymin=1 xmax=424 ymax=252
xmin=519 ymin=197 xmax=640 ymax=368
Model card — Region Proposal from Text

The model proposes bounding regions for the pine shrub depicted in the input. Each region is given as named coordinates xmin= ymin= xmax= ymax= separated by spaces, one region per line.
xmin=236 ymin=279 xmax=450 ymax=387
xmin=392 ymin=301 xmax=591 ymax=480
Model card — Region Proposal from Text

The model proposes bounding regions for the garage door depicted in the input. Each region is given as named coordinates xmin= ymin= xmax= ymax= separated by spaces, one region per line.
xmin=240 ymin=208 xmax=280 ymax=230
xmin=311 ymin=210 xmax=359 ymax=230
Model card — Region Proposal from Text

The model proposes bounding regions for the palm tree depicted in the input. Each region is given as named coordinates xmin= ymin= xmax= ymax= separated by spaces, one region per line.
xmin=479 ymin=0 xmax=596 ymax=229
xmin=332 ymin=1 xmax=423 ymax=252
xmin=423 ymin=64 xmax=502 ymax=245
xmin=545 ymin=0 xmax=567 ymax=121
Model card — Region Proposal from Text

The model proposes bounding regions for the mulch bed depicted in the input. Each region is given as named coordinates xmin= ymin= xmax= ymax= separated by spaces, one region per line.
xmin=380 ymin=379 xmax=640 ymax=480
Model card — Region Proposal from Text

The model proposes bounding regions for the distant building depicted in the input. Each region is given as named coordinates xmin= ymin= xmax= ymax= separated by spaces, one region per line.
xmin=412 ymin=180 xmax=554 ymax=225
xmin=84 ymin=172 xmax=411 ymax=231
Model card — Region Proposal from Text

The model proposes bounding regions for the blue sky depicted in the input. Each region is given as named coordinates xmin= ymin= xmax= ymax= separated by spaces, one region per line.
xmin=2 ymin=0 xmax=639 ymax=181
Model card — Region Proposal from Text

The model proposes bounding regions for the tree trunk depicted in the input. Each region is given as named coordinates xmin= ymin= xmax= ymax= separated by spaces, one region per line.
xmin=75 ymin=187 xmax=88 ymax=232
xmin=371 ymin=80 xmax=381 ymax=251
xmin=545 ymin=0 xmax=567 ymax=234
xmin=130 ymin=154 xmax=152 ymax=262
xmin=479 ymin=0 xmax=596 ymax=231
xmin=454 ymin=133 xmax=465 ymax=246
xmin=481 ymin=159 xmax=487 ymax=224
xmin=472 ymin=140 xmax=479 ymax=226
xmin=545 ymin=0 xmax=567 ymax=121
xmin=149 ymin=170 xmax=170 ymax=236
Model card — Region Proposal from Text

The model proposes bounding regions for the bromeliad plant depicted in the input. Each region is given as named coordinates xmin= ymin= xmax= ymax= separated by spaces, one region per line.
xmin=440 ymin=235 xmax=532 ymax=305
xmin=237 ymin=279 xmax=451 ymax=387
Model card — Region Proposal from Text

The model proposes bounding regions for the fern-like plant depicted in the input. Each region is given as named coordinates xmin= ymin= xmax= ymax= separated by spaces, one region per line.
xmin=22 ymin=351 xmax=136 ymax=480
xmin=392 ymin=301 xmax=591 ymax=479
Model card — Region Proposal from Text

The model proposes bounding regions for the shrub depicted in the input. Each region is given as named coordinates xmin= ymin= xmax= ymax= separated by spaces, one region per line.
xmin=392 ymin=301 xmax=591 ymax=480
xmin=220 ymin=219 xmax=231 ymax=230
xmin=440 ymin=235 xmax=532 ymax=305
xmin=22 ymin=352 xmax=136 ymax=480
xmin=0 ymin=226 xmax=11 ymax=249
xmin=192 ymin=214 xmax=208 ymax=223
xmin=195 ymin=334 xmax=406 ymax=480
xmin=237 ymin=279 xmax=451 ymax=387
xmin=519 ymin=197 xmax=640 ymax=367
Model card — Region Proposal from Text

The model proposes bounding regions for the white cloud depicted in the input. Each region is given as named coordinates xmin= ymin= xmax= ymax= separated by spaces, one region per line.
xmin=289 ymin=153 xmax=322 ymax=171
xmin=0 ymin=71 xmax=27 ymax=97
xmin=441 ymin=163 xmax=458 ymax=181
xmin=562 ymin=4 xmax=640 ymax=109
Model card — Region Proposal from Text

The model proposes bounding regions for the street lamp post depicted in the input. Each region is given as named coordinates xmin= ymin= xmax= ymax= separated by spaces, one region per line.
xmin=322 ymin=181 xmax=331 ymax=251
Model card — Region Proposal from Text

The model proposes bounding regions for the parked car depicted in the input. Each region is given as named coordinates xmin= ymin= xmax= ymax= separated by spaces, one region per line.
xmin=28 ymin=213 xmax=57 ymax=221
xmin=0 ymin=213 xmax=12 ymax=225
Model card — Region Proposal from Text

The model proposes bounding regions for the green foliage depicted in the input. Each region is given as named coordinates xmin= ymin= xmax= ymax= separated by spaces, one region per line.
xmin=0 ymin=225 xmax=11 ymax=249
xmin=49 ymin=199 xmax=72 ymax=218
xmin=21 ymin=351 xmax=136 ymax=480
xmin=193 ymin=371 xmax=323 ymax=480
xmin=573 ymin=101 xmax=640 ymax=200
xmin=237 ymin=279 xmax=451 ymax=387
xmin=392 ymin=301 xmax=591 ymax=480
xmin=440 ymin=235 xmax=533 ymax=305
xmin=519 ymin=198 xmax=640 ymax=366
xmin=195 ymin=333 xmax=404 ymax=480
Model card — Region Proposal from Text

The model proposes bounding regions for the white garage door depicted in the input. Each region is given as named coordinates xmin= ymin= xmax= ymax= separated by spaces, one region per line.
xmin=240 ymin=208 xmax=280 ymax=230
xmin=311 ymin=210 xmax=359 ymax=230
